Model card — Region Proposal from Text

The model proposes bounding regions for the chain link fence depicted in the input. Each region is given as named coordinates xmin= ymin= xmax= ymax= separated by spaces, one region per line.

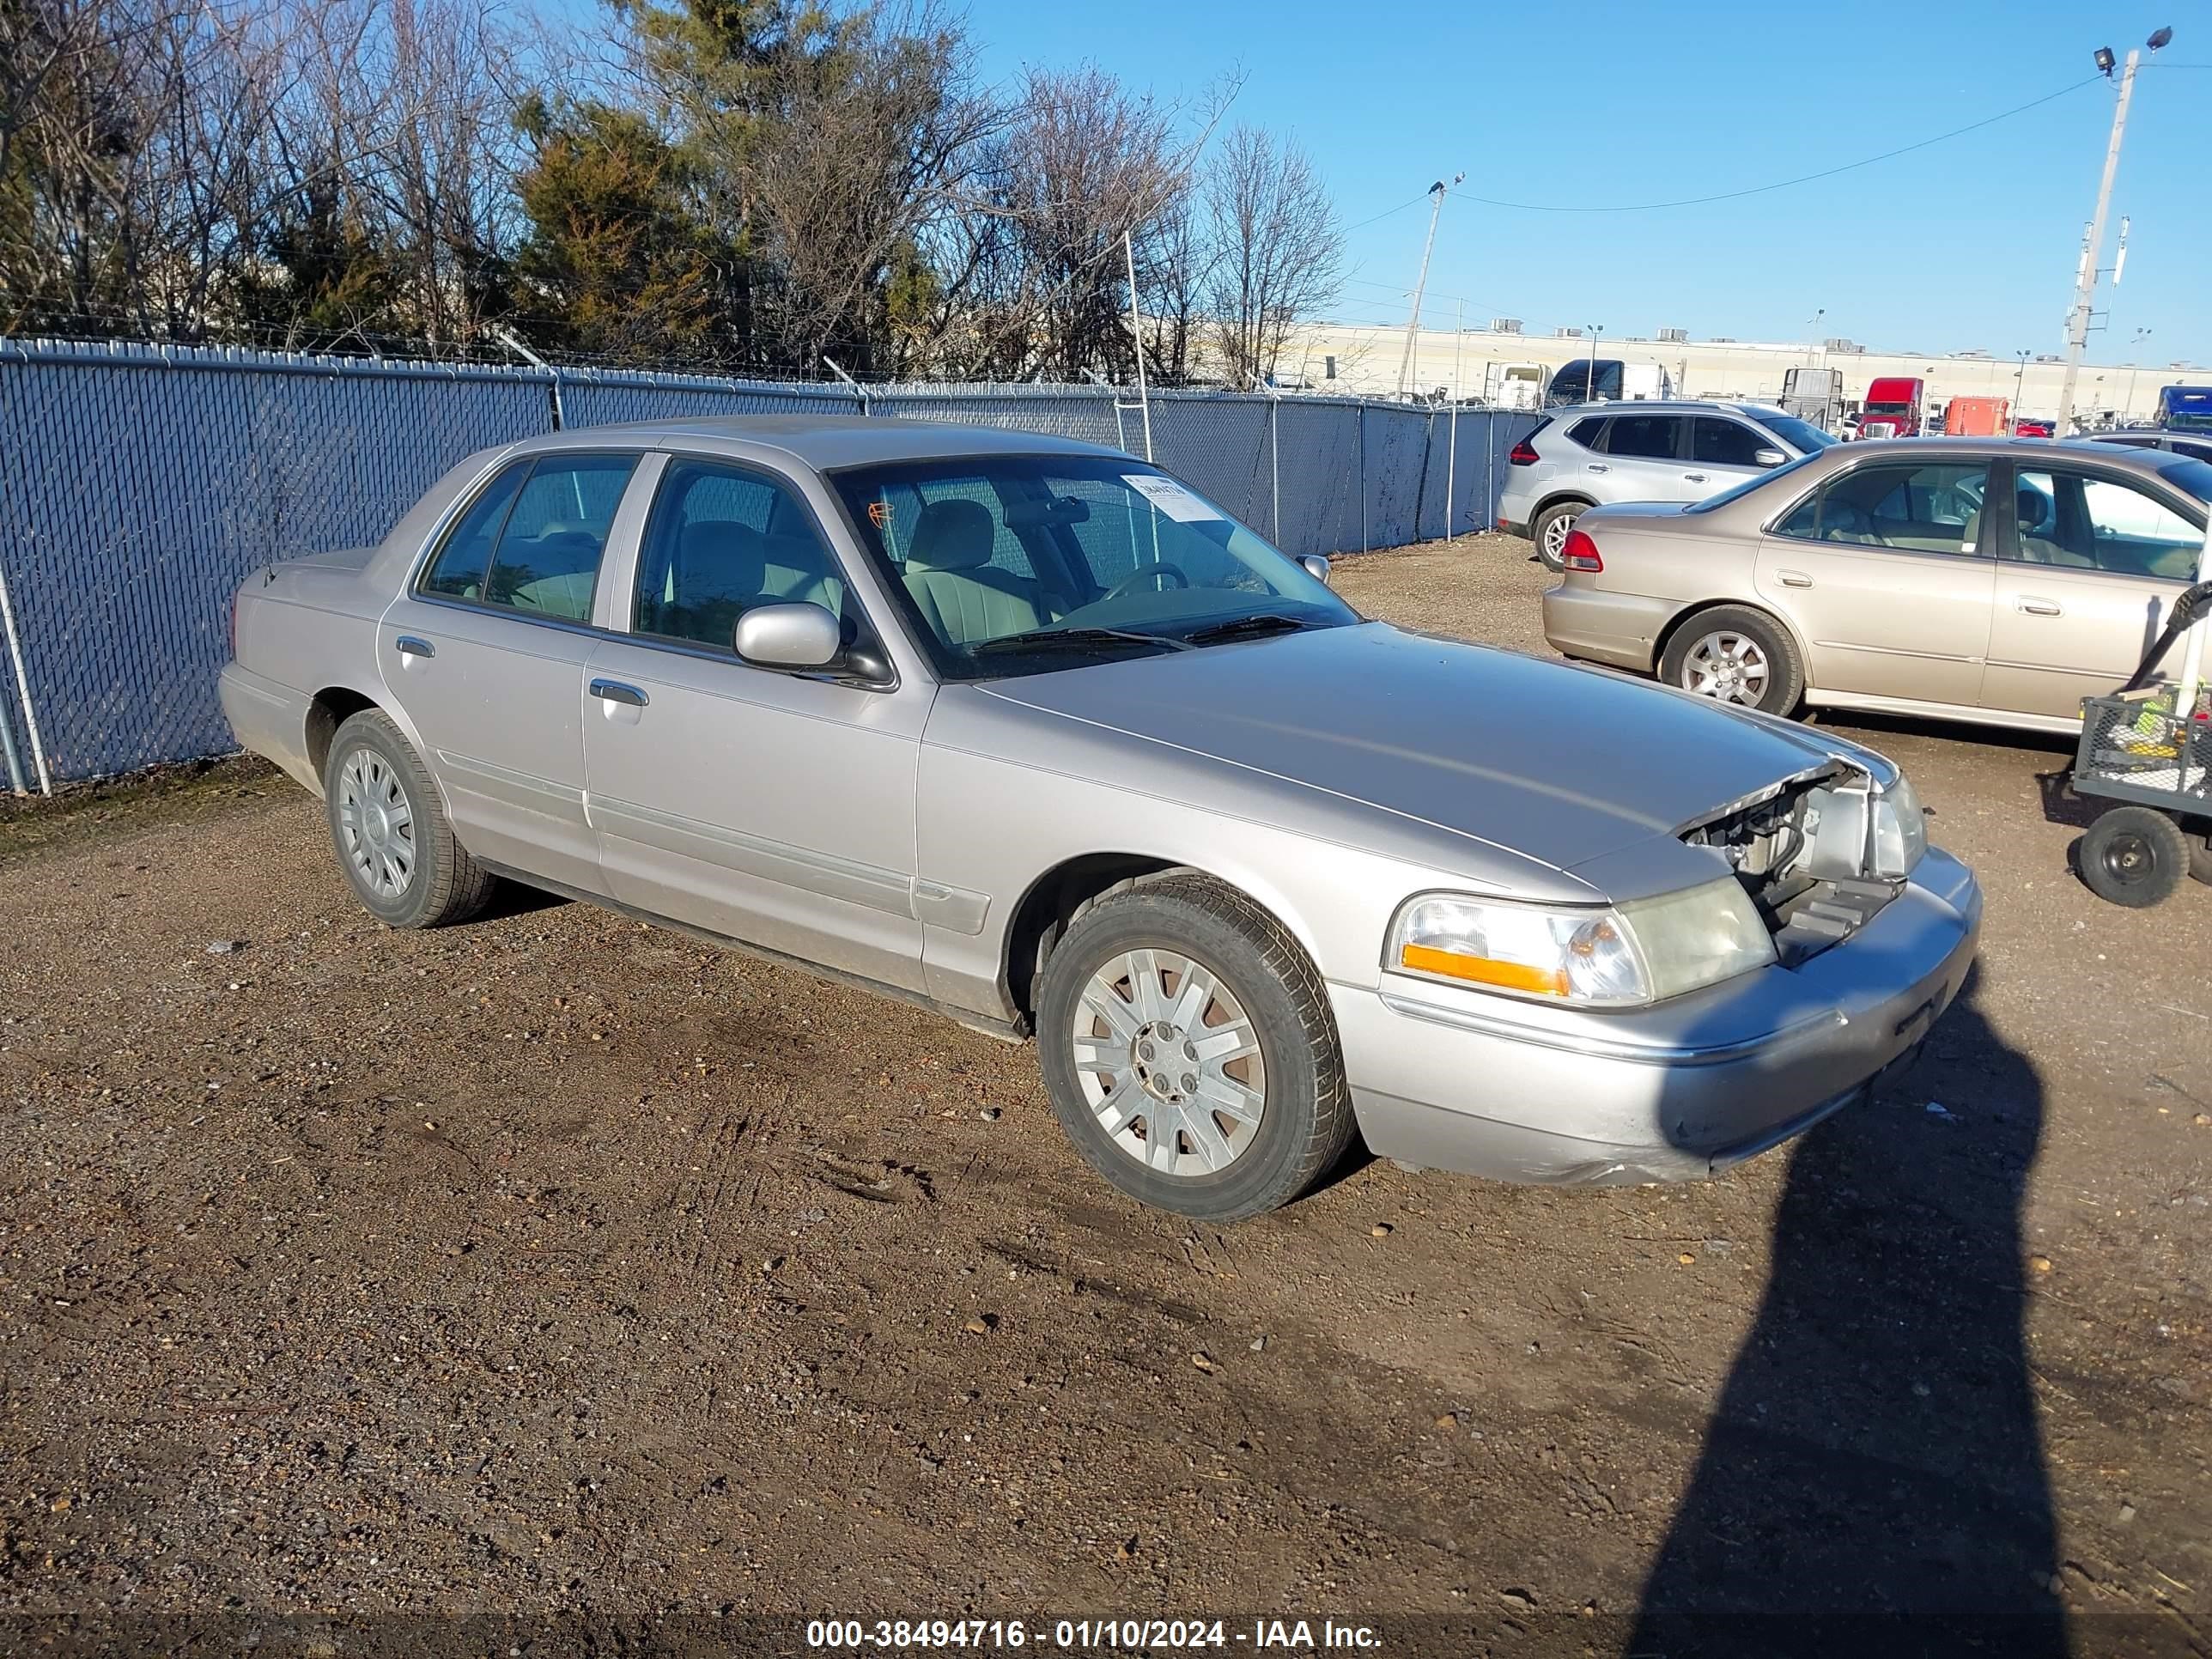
xmin=0 ymin=338 xmax=1537 ymax=788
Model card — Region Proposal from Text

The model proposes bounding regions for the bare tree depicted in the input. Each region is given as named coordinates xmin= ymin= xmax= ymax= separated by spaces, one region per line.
xmin=1202 ymin=123 xmax=1340 ymax=387
xmin=971 ymin=64 xmax=1192 ymax=380
xmin=740 ymin=2 xmax=1000 ymax=374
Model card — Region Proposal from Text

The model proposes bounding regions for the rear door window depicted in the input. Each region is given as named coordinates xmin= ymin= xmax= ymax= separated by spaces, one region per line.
xmin=2008 ymin=468 xmax=2202 ymax=579
xmin=485 ymin=454 xmax=640 ymax=620
xmin=1606 ymin=414 xmax=1683 ymax=460
xmin=418 ymin=462 xmax=530 ymax=600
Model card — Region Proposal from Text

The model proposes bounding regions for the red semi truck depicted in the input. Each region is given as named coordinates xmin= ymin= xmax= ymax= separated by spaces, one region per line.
xmin=1858 ymin=376 xmax=1925 ymax=439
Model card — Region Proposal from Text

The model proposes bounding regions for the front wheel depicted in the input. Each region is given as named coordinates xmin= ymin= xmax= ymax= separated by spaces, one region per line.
xmin=1035 ymin=875 xmax=1354 ymax=1221
xmin=1658 ymin=605 xmax=1805 ymax=717
xmin=2078 ymin=805 xmax=2190 ymax=908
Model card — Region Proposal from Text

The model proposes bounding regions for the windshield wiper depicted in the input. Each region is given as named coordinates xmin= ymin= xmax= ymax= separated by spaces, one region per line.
xmin=970 ymin=625 xmax=1192 ymax=657
xmin=1179 ymin=612 xmax=1316 ymax=647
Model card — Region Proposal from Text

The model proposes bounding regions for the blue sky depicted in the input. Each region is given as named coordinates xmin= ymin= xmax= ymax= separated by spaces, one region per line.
xmin=955 ymin=0 xmax=2207 ymax=364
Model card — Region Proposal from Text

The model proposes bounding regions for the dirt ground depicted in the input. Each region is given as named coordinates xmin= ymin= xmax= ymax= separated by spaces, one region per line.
xmin=3 ymin=534 xmax=2208 ymax=1658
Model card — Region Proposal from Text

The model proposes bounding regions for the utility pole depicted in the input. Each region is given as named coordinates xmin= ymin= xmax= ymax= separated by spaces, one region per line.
xmin=1395 ymin=173 xmax=1462 ymax=399
xmin=2057 ymin=30 xmax=2170 ymax=432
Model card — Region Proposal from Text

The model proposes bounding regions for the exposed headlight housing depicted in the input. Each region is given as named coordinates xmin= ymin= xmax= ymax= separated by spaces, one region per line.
xmin=1385 ymin=879 xmax=1778 ymax=1009
xmin=1869 ymin=772 xmax=1926 ymax=878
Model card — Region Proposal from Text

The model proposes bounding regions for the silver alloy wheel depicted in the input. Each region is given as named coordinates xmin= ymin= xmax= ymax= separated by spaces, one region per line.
xmin=1679 ymin=629 xmax=1771 ymax=707
xmin=1540 ymin=510 xmax=1576 ymax=560
xmin=335 ymin=744 xmax=416 ymax=898
xmin=1070 ymin=947 xmax=1267 ymax=1178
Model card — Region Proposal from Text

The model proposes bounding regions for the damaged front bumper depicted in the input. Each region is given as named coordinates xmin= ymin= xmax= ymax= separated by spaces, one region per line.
xmin=1331 ymin=848 xmax=1982 ymax=1185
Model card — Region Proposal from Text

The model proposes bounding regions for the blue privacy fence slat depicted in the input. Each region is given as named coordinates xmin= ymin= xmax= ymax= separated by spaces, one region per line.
xmin=0 ymin=339 xmax=1536 ymax=783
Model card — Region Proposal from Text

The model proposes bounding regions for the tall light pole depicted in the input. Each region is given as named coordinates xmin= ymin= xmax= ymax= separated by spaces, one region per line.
xmin=2057 ymin=27 xmax=2171 ymax=433
xmin=2013 ymin=349 xmax=2032 ymax=412
xmin=1588 ymin=324 xmax=1605 ymax=399
xmin=2124 ymin=325 xmax=2152 ymax=419
xmin=1396 ymin=173 xmax=1462 ymax=399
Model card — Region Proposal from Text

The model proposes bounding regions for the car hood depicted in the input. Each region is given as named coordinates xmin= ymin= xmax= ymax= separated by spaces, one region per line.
xmin=976 ymin=623 xmax=1873 ymax=879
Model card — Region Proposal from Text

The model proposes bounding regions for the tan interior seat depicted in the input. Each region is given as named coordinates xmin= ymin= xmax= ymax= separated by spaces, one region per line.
xmin=900 ymin=499 xmax=1051 ymax=646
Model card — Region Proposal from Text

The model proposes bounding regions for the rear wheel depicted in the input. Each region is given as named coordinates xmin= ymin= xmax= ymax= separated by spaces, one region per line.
xmin=2077 ymin=805 xmax=2189 ymax=908
xmin=1532 ymin=501 xmax=1587 ymax=572
xmin=1036 ymin=875 xmax=1353 ymax=1222
xmin=324 ymin=709 xmax=498 ymax=928
xmin=1658 ymin=605 xmax=1805 ymax=717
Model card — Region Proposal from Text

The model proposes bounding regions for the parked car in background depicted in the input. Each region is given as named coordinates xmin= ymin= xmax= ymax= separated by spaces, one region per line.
xmin=2014 ymin=416 xmax=2057 ymax=438
xmin=1859 ymin=376 xmax=1926 ymax=438
xmin=219 ymin=416 xmax=1981 ymax=1219
xmin=1944 ymin=396 xmax=2010 ymax=437
xmin=2087 ymin=428 xmax=2212 ymax=465
xmin=1498 ymin=401 xmax=1837 ymax=569
xmin=1542 ymin=437 xmax=2210 ymax=733
xmin=1542 ymin=358 xmax=1675 ymax=407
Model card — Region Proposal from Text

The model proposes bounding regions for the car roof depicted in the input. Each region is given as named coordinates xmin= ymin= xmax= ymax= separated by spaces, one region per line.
xmin=513 ymin=413 xmax=1124 ymax=471
xmin=1546 ymin=400 xmax=1790 ymax=420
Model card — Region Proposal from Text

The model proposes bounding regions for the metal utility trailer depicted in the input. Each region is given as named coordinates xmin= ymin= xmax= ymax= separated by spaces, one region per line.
xmin=2070 ymin=576 xmax=2212 ymax=907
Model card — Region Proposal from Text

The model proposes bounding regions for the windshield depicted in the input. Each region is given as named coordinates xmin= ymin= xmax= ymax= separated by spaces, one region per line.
xmin=1758 ymin=412 xmax=1838 ymax=453
xmin=831 ymin=455 xmax=1358 ymax=680
xmin=1864 ymin=401 xmax=1913 ymax=416
xmin=1682 ymin=448 xmax=1826 ymax=514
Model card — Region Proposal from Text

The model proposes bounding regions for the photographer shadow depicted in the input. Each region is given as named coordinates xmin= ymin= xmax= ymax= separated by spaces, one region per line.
xmin=1629 ymin=974 xmax=2065 ymax=1657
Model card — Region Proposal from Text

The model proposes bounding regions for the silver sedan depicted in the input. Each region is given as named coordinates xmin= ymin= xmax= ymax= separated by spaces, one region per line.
xmin=1544 ymin=436 xmax=2211 ymax=733
xmin=222 ymin=416 xmax=1979 ymax=1219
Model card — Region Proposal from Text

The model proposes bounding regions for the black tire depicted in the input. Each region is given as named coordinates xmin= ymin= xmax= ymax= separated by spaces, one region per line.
xmin=323 ymin=709 xmax=498 ymax=929
xmin=1658 ymin=604 xmax=1806 ymax=718
xmin=1532 ymin=500 xmax=1588 ymax=572
xmin=2076 ymin=806 xmax=2190 ymax=908
xmin=1035 ymin=874 xmax=1354 ymax=1222
xmin=2186 ymin=821 xmax=2212 ymax=886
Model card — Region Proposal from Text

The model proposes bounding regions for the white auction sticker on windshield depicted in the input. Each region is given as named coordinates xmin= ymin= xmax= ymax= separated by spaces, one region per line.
xmin=1124 ymin=473 xmax=1221 ymax=522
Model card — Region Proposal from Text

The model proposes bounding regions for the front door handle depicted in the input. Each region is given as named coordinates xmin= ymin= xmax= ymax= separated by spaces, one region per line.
xmin=1683 ymin=471 xmax=1707 ymax=483
xmin=2014 ymin=596 xmax=2063 ymax=617
xmin=1777 ymin=569 xmax=1814 ymax=589
xmin=394 ymin=635 xmax=434 ymax=659
xmin=590 ymin=678 xmax=648 ymax=708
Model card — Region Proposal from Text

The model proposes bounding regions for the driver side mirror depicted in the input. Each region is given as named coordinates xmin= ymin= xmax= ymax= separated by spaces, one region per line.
xmin=1753 ymin=447 xmax=1788 ymax=468
xmin=734 ymin=602 xmax=841 ymax=670
xmin=1297 ymin=554 xmax=1332 ymax=586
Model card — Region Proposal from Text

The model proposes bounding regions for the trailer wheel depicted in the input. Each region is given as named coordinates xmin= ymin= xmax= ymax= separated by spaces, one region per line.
xmin=2077 ymin=806 xmax=2190 ymax=908
xmin=2190 ymin=827 xmax=2212 ymax=886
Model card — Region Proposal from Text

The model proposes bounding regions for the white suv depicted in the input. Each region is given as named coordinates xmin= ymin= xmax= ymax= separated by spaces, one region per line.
xmin=1498 ymin=401 xmax=1837 ymax=569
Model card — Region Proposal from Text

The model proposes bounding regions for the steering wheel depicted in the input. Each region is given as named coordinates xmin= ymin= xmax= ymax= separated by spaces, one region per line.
xmin=1101 ymin=562 xmax=1190 ymax=602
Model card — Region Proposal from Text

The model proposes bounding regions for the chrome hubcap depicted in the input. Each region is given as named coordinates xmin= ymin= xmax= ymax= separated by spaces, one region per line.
xmin=1542 ymin=513 xmax=1575 ymax=557
xmin=1680 ymin=631 xmax=1771 ymax=706
xmin=336 ymin=746 xmax=416 ymax=898
xmin=1071 ymin=948 xmax=1266 ymax=1178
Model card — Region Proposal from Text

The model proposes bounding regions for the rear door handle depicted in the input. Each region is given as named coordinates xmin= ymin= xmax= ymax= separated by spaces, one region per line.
xmin=590 ymin=678 xmax=648 ymax=708
xmin=394 ymin=635 xmax=434 ymax=659
xmin=1682 ymin=471 xmax=1707 ymax=483
xmin=1586 ymin=463 xmax=1609 ymax=473
xmin=1777 ymin=569 xmax=1814 ymax=588
xmin=2014 ymin=596 xmax=2063 ymax=617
